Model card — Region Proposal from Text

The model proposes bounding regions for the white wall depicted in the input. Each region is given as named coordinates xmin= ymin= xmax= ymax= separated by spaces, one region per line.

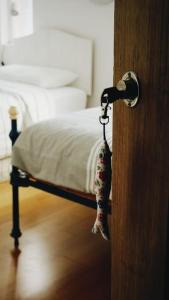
xmin=33 ymin=0 xmax=114 ymax=107
xmin=0 ymin=0 xmax=33 ymax=61
xmin=0 ymin=0 xmax=12 ymax=44
xmin=11 ymin=0 xmax=34 ymax=39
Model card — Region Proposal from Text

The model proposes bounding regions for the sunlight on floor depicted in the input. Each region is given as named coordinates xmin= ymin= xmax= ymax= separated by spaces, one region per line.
xmin=15 ymin=234 xmax=55 ymax=298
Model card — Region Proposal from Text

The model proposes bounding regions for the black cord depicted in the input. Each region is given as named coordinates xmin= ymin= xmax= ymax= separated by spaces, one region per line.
xmin=103 ymin=123 xmax=106 ymax=141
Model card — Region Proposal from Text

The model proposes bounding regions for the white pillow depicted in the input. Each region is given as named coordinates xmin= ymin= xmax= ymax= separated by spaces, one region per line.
xmin=0 ymin=64 xmax=78 ymax=88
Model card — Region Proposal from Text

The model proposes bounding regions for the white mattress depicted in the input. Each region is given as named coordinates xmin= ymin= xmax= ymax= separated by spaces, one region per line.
xmin=0 ymin=80 xmax=86 ymax=182
xmin=12 ymin=107 xmax=112 ymax=195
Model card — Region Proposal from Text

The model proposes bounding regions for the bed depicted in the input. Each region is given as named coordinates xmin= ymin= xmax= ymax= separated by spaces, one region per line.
xmin=9 ymin=105 xmax=112 ymax=246
xmin=0 ymin=29 xmax=93 ymax=181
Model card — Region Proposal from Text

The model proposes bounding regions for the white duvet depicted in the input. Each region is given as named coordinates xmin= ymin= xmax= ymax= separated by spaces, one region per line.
xmin=0 ymin=80 xmax=86 ymax=182
xmin=0 ymin=79 xmax=86 ymax=160
xmin=12 ymin=107 xmax=112 ymax=195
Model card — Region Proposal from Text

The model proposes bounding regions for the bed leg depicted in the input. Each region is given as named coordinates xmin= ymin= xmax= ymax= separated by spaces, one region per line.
xmin=9 ymin=106 xmax=22 ymax=248
xmin=10 ymin=182 xmax=22 ymax=248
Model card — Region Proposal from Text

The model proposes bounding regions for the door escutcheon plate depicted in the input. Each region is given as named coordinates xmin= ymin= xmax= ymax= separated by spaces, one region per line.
xmin=121 ymin=71 xmax=139 ymax=108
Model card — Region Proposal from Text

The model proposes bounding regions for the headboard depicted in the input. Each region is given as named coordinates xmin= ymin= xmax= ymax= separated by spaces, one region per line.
xmin=3 ymin=29 xmax=93 ymax=95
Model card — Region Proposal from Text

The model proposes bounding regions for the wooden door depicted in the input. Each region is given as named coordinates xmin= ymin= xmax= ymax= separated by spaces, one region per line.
xmin=112 ymin=1 xmax=169 ymax=300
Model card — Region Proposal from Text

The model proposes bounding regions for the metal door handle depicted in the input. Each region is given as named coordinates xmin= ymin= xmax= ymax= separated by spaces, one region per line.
xmin=101 ymin=71 xmax=139 ymax=108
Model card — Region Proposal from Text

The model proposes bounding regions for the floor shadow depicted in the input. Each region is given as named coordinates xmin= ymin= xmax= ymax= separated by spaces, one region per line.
xmin=8 ymin=248 xmax=22 ymax=300
xmin=10 ymin=248 xmax=21 ymax=268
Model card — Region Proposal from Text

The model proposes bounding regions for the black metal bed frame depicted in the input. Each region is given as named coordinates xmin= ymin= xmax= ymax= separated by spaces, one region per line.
xmin=9 ymin=110 xmax=111 ymax=248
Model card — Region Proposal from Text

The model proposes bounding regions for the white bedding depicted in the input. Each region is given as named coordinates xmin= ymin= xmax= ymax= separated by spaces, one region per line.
xmin=0 ymin=157 xmax=11 ymax=182
xmin=0 ymin=80 xmax=86 ymax=181
xmin=12 ymin=107 xmax=112 ymax=195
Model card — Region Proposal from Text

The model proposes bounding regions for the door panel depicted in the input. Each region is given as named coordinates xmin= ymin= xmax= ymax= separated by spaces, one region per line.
xmin=112 ymin=1 xmax=169 ymax=299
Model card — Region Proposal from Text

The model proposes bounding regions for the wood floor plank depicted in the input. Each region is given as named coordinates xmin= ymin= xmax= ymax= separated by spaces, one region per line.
xmin=0 ymin=182 xmax=111 ymax=300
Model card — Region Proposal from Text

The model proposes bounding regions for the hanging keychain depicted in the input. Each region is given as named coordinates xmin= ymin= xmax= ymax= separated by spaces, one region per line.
xmin=92 ymin=97 xmax=112 ymax=240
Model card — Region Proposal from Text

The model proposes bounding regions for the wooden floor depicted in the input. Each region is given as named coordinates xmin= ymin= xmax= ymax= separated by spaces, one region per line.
xmin=0 ymin=182 xmax=111 ymax=300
